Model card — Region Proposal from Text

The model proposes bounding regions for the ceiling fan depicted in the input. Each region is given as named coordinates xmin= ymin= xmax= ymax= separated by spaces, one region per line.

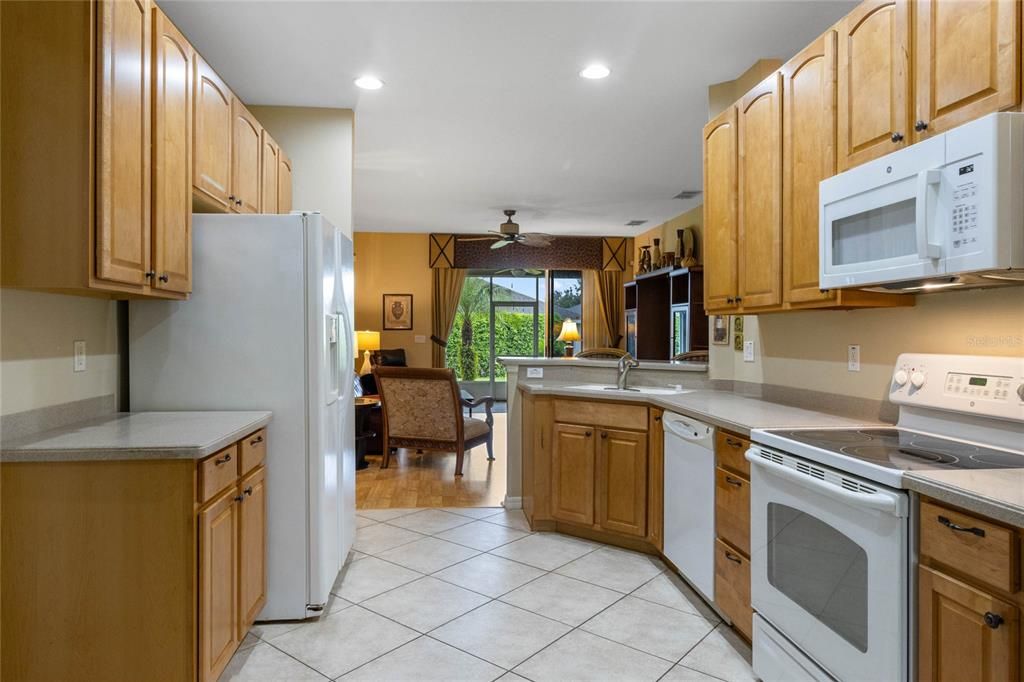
xmin=462 ymin=210 xmax=554 ymax=249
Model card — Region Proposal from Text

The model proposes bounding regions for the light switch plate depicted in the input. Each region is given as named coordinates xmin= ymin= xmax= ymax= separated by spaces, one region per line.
xmin=743 ymin=340 xmax=755 ymax=362
xmin=848 ymin=344 xmax=861 ymax=371
xmin=73 ymin=340 xmax=87 ymax=372
xmin=414 ymin=335 xmax=426 ymax=344
xmin=526 ymin=367 xmax=544 ymax=378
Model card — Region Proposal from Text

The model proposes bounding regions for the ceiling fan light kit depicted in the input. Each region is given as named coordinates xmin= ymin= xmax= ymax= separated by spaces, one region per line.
xmin=461 ymin=209 xmax=554 ymax=249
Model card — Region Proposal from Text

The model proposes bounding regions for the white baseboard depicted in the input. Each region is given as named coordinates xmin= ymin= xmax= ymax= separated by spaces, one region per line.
xmin=502 ymin=495 xmax=523 ymax=510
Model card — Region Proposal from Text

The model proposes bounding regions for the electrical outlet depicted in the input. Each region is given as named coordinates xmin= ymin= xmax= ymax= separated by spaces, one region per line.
xmin=848 ymin=344 xmax=861 ymax=372
xmin=743 ymin=340 xmax=755 ymax=362
xmin=526 ymin=367 xmax=544 ymax=379
xmin=414 ymin=335 xmax=426 ymax=344
xmin=73 ymin=340 xmax=87 ymax=372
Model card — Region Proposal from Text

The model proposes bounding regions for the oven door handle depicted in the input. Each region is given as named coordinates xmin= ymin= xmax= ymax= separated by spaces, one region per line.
xmin=745 ymin=450 xmax=903 ymax=516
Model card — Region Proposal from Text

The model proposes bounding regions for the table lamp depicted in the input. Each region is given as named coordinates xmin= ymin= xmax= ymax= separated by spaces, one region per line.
xmin=556 ymin=319 xmax=580 ymax=358
xmin=356 ymin=330 xmax=380 ymax=374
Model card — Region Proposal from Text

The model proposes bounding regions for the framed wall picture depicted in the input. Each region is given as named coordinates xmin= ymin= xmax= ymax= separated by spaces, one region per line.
xmin=712 ymin=315 xmax=729 ymax=345
xmin=382 ymin=293 xmax=414 ymax=330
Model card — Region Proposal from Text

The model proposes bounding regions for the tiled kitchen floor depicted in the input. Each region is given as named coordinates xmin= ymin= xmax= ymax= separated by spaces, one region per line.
xmin=223 ymin=507 xmax=755 ymax=681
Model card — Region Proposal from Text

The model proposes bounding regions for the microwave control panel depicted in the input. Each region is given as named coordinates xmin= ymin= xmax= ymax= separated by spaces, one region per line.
xmin=950 ymin=180 xmax=979 ymax=252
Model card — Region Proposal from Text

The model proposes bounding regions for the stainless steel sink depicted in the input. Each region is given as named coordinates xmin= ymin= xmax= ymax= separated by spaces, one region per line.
xmin=565 ymin=384 xmax=693 ymax=396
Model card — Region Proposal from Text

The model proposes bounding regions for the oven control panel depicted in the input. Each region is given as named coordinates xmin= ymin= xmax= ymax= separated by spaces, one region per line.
xmin=890 ymin=353 xmax=1024 ymax=422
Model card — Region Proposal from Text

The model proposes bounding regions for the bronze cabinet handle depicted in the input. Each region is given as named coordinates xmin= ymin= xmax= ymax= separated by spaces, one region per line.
xmin=725 ymin=475 xmax=744 ymax=487
xmin=984 ymin=612 xmax=1004 ymax=629
xmin=725 ymin=551 xmax=742 ymax=564
xmin=214 ymin=453 xmax=232 ymax=465
xmin=937 ymin=515 xmax=985 ymax=537
xmin=600 ymin=432 xmax=608 ymax=439
xmin=891 ymin=131 xmax=905 ymax=142
xmin=250 ymin=435 xmax=264 ymax=445
xmin=233 ymin=494 xmax=244 ymax=503
xmin=244 ymin=486 xmax=254 ymax=496
xmin=915 ymin=120 xmax=929 ymax=132
xmin=725 ymin=437 xmax=743 ymax=448
xmin=585 ymin=431 xmax=592 ymax=438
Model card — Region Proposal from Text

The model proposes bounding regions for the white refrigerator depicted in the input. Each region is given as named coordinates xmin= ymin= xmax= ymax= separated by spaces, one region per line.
xmin=129 ymin=212 xmax=356 ymax=621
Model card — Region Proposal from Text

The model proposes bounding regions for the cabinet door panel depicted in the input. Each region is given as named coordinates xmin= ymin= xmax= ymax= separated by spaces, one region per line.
xmin=915 ymin=0 xmax=1020 ymax=138
xmin=239 ymin=466 xmax=267 ymax=635
xmin=193 ymin=56 xmax=232 ymax=209
xmin=152 ymin=8 xmax=192 ymax=294
xmin=918 ymin=565 xmax=1018 ymax=682
xmin=200 ymin=488 xmax=239 ymax=682
xmin=837 ymin=0 xmax=910 ymax=170
xmin=597 ymin=428 xmax=647 ymax=537
xmin=231 ymin=100 xmax=261 ymax=214
xmin=715 ymin=466 xmax=750 ymax=556
xmin=551 ymin=423 xmax=595 ymax=526
xmin=703 ymin=106 xmax=739 ymax=311
xmin=737 ymin=74 xmax=782 ymax=309
xmin=260 ymin=131 xmax=280 ymax=214
xmin=279 ymin=151 xmax=293 ymax=214
xmin=715 ymin=539 xmax=753 ymax=640
xmin=783 ymin=32 xmax=838 ymax=305
xmin=96 ymin=0 xmax=151 ymax=286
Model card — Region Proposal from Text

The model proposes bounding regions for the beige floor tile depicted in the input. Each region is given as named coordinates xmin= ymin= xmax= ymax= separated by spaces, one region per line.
xmin=500 ymin=573 xmax=622 ymax=626
xmin=678 ymin=624 xmax=755 ymax=682
xmin=376 ymin=536 xmax=480 ymax=574
xmin=339 ymin=636 xmax=503 ymax=681
xmin=434 ymin=553 xmax=545 ymax=598
xmin=581 ymin=596 xmax=715 ymax=662
xmin=270 ymin=605 xmax=419 ymax=679
xmin=332 ymin=556 xmax=422 ymax=603
xmin=513 ymin=629 xmax=673 ymax=681
xmin=556 ymin=546 xmax=664 ymax=593
xmin=660 ymin=665 xmax=725 ymax=681
xmin=352 ymin=523 xmax=425 ymax=555
xmin=326 ymin=594 xmax=354 ymax=614
xmin=238 ymin=632 xmax=260 ymax=650
xmin=389 ymin=509 xmax=476 ymax=534
xmin=437 ymin=520 xmax=530 ymax=552
xmin=496 ymin=674 xmax=530 ymax=682
xmin=360 ymin=577 xmax=490 ymax=633
xmin=442 ymin=506 xmax=505 ymax=520
xmin=631 ymin=572 xmax=720 ymax=622
xmin=432 ymin=600 xmax=571 ymax=669
xmin=250 ymin=620 xmax=306 ymax=642
xmin=221 ymin=642 xmax=328 ymax=681
xmin=489 ymin=532 xmax=597 ymax=571
xmin=356 ymin=507 xmax=424 ymax=522
xmin=482 ymin=509 xmax=532 ymax=532
xmin=355 ymin=516 xmax=379 ymax=529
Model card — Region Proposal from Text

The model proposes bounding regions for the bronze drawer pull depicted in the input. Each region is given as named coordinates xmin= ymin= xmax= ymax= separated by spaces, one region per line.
xmin=984 ymin=612 xmax=1004 ymax=629
xmin=725 ymin=476 xmax=744 ymax=487
xmin=937 ymin=515 xmax=985 ymax=537
xmin=214 ymin=453 xmax=232 ymax=465
xmin=600 ymin=432 xmax=608 ymax=439
xmin=725 ymin=437 xmax=743 ymax=448
xmin=234 ymin=494 xmax=244 ymax=503
xmin=585 ymin=431 xmax=592 ymax=437
xmin=725 ymin=552 xmax=743 ymax=564
xmin=250 ymin=435 xmax=264 ymax=445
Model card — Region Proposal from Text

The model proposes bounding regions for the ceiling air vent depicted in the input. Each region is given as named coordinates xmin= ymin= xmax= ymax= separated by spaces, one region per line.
xmin=673 ymin=190 xmax=702 ymax=200
xmin=625 ymin=220 xmax=647 ymax=227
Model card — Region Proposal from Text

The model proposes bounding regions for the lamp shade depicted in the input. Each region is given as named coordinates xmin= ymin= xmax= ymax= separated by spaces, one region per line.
xmin=356 ymin=330 xmax=381 ymax=352
xmin=556 ymin=319 xmax=580 ymax=342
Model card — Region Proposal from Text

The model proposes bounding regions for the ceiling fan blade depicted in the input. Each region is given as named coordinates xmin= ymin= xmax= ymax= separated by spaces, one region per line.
xmin=461 ymin=236 xmax=499 ymax=241
xmin=520 ymin=233 xmax=554 ymax=247
xmin=490 ymin=238 xmax=514 ymax=250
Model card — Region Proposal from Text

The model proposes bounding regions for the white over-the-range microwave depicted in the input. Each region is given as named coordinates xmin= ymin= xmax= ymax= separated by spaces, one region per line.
xmin=819 ymin=112 xmax=1024 ymax=292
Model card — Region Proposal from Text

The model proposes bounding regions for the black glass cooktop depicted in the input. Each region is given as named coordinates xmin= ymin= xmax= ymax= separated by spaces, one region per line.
xmin=764 ymin=428 xmax=1024 ymax=471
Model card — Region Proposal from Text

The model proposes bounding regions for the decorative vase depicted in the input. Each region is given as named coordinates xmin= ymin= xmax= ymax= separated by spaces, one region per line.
xmin=652 ymin=239 xmax=662 ymax=269
xmin=681 ymin=227 xmax=698 ymax=267
xmin=639 ymin=245 xmax=651 ymax=273
xmin=663 ymin=251 xmax=675 ymax=269
xmin=675 ymin=229 xmax=685 ymax=266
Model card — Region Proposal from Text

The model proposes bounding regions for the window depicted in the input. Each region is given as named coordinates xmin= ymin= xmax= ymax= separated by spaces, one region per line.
xmin=549 ymin=270 xmax=582 ymax=355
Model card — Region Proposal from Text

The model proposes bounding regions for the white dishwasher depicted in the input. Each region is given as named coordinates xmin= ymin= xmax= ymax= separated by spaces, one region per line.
xmin=662 ymin=411 xmax=716 ymax=601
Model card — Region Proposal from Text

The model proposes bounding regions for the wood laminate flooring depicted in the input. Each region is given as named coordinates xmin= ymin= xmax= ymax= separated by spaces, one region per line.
xmin=356 ymin=414 xmax=507 ymax=509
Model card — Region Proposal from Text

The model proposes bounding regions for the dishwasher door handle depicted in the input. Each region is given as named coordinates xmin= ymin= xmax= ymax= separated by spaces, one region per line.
xmin=663 ymin=416 xmax=711 ymax=442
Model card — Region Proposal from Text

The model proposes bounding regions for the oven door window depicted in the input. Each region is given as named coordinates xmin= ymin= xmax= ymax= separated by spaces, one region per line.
xmin=766 ymin=503 xmax=868 ymax=652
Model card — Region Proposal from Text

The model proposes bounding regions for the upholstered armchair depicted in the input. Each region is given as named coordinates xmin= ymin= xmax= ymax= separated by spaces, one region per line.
xmin=372 ymin=366 xmax=495 ymax=477
xmin=576 ymin=347 xmax=628 ymax=359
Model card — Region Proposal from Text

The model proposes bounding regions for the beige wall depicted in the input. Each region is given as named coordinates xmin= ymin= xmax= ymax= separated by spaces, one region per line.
xmin=707 ymin=58 xmax=783 ymax=120
xmin=709 ymin=287 xmax=1024 ymax=401
xmin=632 ymin=204 xmax=704 ymax=276
xmin=353 ymin=233 xmax=434 ymax=368
xmin=249 ymin=106 xmax=354 ymax=238
xmin=0 ymin=290 xmax=120 ymax=416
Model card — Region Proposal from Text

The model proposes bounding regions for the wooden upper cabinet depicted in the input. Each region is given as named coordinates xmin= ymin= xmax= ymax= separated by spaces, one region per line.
xmin=239 ymin=466 xmax=267 ymax=637
xmin=918 ymin=565 xmax=1019 ymax=682
xmin=96 ymin=0 xmax=152 ymax=287
xmin=914 ymin=0 xmax=1021 ymax=139
xmin=596 ymin=428 xmax=647 ymax=538
xmin=737 ymin=73 xmax=783 ymax=309
xmin=152 ymin=8 xmax=192 ymax=294
xmin=702 ymin=106 xmax=739 ymax=311
xmin=551 ymin=423 xmax=595 ymax=526
xmin=837 ymin=0 xmax=910 ymax=170
xmin=193 ymin=56 xmax=233 ymax=210
xmin=279 ymin=150 xmax=294 ymax=214
xmin=783 ymin=32 xmax=837 ymax=305
xmin=199 ymin=488 xmax=239 ymax=682
xmin=260 ymin=131 xmax=280 ymax=214
xmin=231 ymin=100 xmax=262 ymax=214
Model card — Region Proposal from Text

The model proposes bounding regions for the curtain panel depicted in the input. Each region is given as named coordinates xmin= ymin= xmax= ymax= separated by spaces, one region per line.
xmin=430 ymin=268 xmax=467 ymax=367
xmin=594 ymin=269 xmax=624 ymax=348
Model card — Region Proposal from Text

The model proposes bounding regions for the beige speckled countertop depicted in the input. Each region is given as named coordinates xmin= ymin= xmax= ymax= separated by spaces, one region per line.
xmin=904 ymin=470 xmax=1024 ymax=528
xmin=1 ymin=411 xmax=272 ymax=462
xmin=517 ymin=381 xmax=880 ymax=435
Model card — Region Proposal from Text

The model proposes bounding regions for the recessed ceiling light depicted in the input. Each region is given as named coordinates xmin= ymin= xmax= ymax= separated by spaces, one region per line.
xmin=354 ymin=75 xmax=384 ymax=90
xmin=579 ymin=64 xmax=611 ymax=80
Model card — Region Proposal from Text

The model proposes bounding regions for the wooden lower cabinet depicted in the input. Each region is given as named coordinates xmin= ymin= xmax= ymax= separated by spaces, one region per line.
xmin=239 ymin=465 xmax=268 ymax=634
xmin=715 ymin=538 xmax=753 ymax=640
xmin=551 ymin=423 xmax=596 ymax=526
xmin=597 ymin=428 xmax=648 ymax=538
xmin=715 ymin=466 xmax=751 ymax=556
xmin=714 ymin=429 xmax=753 ymax=641
xmin=200 ymin=486 xmax=240 ymax=682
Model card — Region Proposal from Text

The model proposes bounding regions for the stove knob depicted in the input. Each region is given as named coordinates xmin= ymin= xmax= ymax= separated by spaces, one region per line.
xmin=911 ymin=371 xmax=927 ymax=389
xmin=1017 ymin=383 xmax=1024 ymax=402
xmin=893 ymin=370 xmax=909 ymax=386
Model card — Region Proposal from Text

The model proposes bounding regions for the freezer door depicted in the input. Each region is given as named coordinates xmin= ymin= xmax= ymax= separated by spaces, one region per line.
xmin=337 ymin=232 xmax=357 ymax=563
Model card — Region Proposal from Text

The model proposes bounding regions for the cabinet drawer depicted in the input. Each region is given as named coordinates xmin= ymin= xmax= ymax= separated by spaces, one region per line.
xmin=919 ymin=500 xmax=1019 ymax=594
xmin=554 ymin=400 xmax=648 ymax=431
xmin=201 ymin=445 xmax=239 ymax=503
xmin=715 ymin=466 xmax=750 ymax=556
xmin=715 ymin=538 xmax=752 ymax=640
xmin=240 ymin=429 xmax=266 ymax=475
xmin=715 ymin=430 xmax=750 ymax=477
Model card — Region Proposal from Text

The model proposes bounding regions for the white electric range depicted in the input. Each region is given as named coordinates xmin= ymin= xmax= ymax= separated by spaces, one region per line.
xmin=746 ymin=353 xmax=1024 ymax=682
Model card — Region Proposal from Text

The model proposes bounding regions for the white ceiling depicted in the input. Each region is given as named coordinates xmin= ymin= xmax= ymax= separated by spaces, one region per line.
xmin=162 ymin=1 xmax=855 ymax=236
